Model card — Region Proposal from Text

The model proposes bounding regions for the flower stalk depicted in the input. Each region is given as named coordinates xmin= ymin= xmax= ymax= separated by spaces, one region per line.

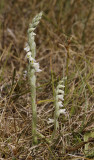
xmin=24 ymin=12 xmax=42 ymax=145
xmin=50 ymin=78 xmax=66 ymax=139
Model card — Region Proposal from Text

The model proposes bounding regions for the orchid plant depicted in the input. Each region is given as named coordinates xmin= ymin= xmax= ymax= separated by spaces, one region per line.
xmin=48 ymin=78 xmax=66 ymax=139
xmin=24 ymin=12 xmax=42 ymax=145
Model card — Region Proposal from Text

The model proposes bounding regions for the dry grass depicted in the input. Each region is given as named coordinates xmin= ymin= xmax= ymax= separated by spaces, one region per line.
xmin=0 ymin=0 xmax=94 ymax=159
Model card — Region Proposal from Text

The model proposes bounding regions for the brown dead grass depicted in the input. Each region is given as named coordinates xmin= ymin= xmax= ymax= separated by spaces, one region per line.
xmin=0 ymin=0 xmax=94 ymax=159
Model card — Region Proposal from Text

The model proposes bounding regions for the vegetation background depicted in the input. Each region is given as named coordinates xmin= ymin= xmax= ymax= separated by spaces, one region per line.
xmin=0 ymin=0 xmax=94 ymax=159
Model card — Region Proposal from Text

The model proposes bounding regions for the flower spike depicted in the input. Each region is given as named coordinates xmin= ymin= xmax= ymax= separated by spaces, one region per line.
xmin=51 ymin=78 xmax=66 ymax=139
xmin=24 ymin=12 xmax=43 ymax=145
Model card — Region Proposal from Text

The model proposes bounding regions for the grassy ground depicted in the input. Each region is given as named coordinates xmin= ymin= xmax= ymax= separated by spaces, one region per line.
xmin=0 ymin=0 xmax=94 ymax=159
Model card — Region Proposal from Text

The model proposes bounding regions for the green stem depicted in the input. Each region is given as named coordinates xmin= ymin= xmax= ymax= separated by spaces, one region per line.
xmin=52 ymin=91 xmax=59 ymax=140
xmin=28 ymin=33 xmax=37 ymax=145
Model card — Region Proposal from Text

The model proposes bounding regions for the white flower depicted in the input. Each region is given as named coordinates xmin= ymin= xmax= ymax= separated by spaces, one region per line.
xmin=32 ymin=62 xmax=42 ymax=72
xmin=56 ymin=95 xmax=64 ymax=101
xmin=58 ymin=101 xmax=63 ymax=107
xmin=26 ymin=51 xmax=32 ymax=58
xmin=28 ymin=27 xmax=35 ymax=33
xmin=59 ymin=78 xmax=67 ymax=84
xmin=24 ymin=45 xmax=30 ymax=52
xmin=56 ymin=89 xmax=64 ymax=94
xmin=30 ymin=32 xmax=36 ymax=37
xmin=59 ymin=109 xmax=66 ymax=114
xmin=47 ymin=118 xmax=54 ymax=124
xmin=57 ymin=84 xmax=65 ymax=90
xmin=36 ymin=68 xmax=42 ymax=72
xmin=33 ymin=62 xmax=39 ymax=68
xmin=29 ymin=57 xmax=35 ymax=62
xmin=33 ymin=21 xmax=39 ymax=26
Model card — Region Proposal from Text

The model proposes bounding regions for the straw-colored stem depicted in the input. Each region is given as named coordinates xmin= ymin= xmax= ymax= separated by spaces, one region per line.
xmin=65 ymin=45 xmax=69 ymax=94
